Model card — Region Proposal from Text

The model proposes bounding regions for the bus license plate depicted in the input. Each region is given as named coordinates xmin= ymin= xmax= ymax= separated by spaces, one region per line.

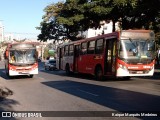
xmin=19 ymin=71 xmax=29 ymax=74
xmin=137 ymin=71 xmax=143 ymax=74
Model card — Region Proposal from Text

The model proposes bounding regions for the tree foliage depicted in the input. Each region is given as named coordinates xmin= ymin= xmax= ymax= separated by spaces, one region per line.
xmin=122 ymin=0 xmax=160 ymax=30
xmin=43 ymin=46 xmax=49 ymax=60
xmin=37 ymin=0 xmax=160 ymax=42
xmin=37 ymin=2 xmax=65 ymax=41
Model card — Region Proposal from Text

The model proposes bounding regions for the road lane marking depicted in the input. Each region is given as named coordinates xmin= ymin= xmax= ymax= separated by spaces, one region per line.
xmin=77 ymin=89 xmax=99 ymax=97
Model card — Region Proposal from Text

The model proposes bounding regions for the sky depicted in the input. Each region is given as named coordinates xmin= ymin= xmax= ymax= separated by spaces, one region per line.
xmin=0 ymin=0 xmax=61 ymax=40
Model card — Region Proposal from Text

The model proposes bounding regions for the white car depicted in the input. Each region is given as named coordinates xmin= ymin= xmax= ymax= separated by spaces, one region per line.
xmin=44 ymin=59 xmax=56 ymax=70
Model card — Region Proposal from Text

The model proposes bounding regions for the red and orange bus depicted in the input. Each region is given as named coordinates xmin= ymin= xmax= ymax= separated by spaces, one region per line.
xmin=56 ymin=30 xmax=155 ymax=80
xmin=5 ymin=42 xmax=38 ymax=78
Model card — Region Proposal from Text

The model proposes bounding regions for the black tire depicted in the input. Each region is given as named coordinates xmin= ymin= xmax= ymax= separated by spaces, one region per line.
xmin=95 ymin=66 xmax=103 ymax=81
xmin=65 ymin=64 xmax=70 ymax=75
xmin=123 ymin=76 xmax=131 ymax=80
xmin=29 ymin=75 xmax=33 ymax=78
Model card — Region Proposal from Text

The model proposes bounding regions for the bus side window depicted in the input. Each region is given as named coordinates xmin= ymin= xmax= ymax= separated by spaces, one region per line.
xmin=69 ymin=45 xmax=74 ymax=56
xmin=80 ymin=42 xmax=87 ymax=55
xmin=88 ymin=41 xmax=95 ymax=54
xmin=57 ymin=48 xmax=59 ymax=57
xmin=64 ymin=45 xmax=69 ymax=56
xmin=61 ymin=47 xmax=64 ymax=57
xmin=95 ymin=39 xmax=104 ymax=54
xmin=75 ymin=45 xmax=80 ymax=57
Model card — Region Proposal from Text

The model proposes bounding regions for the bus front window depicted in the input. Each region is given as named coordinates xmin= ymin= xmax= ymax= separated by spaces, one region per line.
xmin=118 ymin=39 xmax=155 ymax=63
xmin=9 ymin=49 xmax=36 ymax=64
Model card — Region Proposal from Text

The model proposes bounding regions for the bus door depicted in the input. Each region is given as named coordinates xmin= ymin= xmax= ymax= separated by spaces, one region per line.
xmin=78 ymin=42 xmax=88 ymax=73
xmin=57 ymin=48 xmax=61 ymax=69
xmin=104 ymin=38 xmax=116 ymax=75
xmin=60 ymin=47 xmax=64 ymax=70
xmin=74 ymin=45 xmax=80 ymax=72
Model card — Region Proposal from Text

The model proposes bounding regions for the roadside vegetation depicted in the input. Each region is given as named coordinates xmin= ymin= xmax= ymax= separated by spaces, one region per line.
xmin=37 ymin=0 xmax=160 ymax=44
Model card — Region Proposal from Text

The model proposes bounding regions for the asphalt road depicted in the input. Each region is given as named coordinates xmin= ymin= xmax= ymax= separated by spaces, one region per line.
xmin=0 ymin=61 xmax=160 ymax=120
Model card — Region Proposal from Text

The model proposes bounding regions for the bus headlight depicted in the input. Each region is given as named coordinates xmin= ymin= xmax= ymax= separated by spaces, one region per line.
xmin=118 ymin=63 xmax=128 ymax=71
xmin=150 ymin=65 xmax=154 ymax=70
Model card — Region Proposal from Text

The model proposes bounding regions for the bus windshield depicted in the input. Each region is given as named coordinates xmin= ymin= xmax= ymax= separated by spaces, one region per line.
xmin=118 ymin=39 xmax=155 ymax=63
xmin=9 ymin=49 xmax=36 ymax=65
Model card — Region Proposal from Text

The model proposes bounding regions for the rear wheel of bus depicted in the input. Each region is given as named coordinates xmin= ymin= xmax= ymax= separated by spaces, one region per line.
xmin=95 ymin=66 xmax=103 ymax=81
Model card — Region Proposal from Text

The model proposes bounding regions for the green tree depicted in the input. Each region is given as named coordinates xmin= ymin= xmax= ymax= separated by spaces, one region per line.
xmin=38 ymin=0 xmax=160 ymax=42
xmin=43 ymin=47 xmax=49 ymax=60
xmin=56 ymin=0 xmax=86 ymax=40
xmin=38 ymin=0 xmax=138 ymax=41
xmin=154 ymin=13 xmax=160 ymax=44
xmin=122 ymin=0 xmax=160 ymax=30
xmin=37 ymin=21 xmax=66 ymax=41
xmin=37 ymin=2 xmax=66 ymax=42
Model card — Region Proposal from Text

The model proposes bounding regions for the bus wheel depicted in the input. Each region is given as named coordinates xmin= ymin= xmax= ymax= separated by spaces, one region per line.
xmin=65 ymin=64 xmax=70 ymax=75
xmin=123 ymin=76 xmax=131 ymax=80
xmin=29 ymin=75 xmax=33 ymax=78
xmin=95 ymin=66 xmax=103 ymax=81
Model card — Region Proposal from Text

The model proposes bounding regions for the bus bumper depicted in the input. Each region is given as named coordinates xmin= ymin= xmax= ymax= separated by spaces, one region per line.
xmin=116 ymin=67 xmax=154 ymax=77
xmin=9 ymin=69 xmax=38 ymax=76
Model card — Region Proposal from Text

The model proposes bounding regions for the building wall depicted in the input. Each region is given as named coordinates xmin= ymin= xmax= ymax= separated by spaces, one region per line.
xmin=86 ymin=20 xmax=120 ymax=38
xmin=4 ymin=34 xmax=14 ymax=41
xmin=0 ymin=21 xmax=4 ymax=42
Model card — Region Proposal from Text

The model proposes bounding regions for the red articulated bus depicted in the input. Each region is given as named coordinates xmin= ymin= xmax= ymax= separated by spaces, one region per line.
xmin=56 ymin=30 xmax=155 ymax=80
xmin=4 ymin=42 xmax=38 ymax=78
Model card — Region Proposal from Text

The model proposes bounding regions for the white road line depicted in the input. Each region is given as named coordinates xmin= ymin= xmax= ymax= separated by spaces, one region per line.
xmin=77 ymin=89 xmax=99 ymax=97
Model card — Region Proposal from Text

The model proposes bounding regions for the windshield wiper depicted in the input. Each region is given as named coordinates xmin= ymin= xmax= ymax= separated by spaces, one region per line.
xmin=129 ymin=38 xmax=137 ymax=48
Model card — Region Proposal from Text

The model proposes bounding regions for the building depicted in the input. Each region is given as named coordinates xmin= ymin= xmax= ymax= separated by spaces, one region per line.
xmin=85 ymin=20 xmax=120 ymax=38
xmin=4 ymin=33 xmax=14 ymax=41
xmin=0 ymin=21 xmax=4 ymax=42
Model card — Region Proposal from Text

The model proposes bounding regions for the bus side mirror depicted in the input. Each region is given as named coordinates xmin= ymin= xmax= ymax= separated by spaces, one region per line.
xmin=5 ymin=51 xmax=9 ymax=59
xmin=6 ymin=51 xmax=8 ymax=57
